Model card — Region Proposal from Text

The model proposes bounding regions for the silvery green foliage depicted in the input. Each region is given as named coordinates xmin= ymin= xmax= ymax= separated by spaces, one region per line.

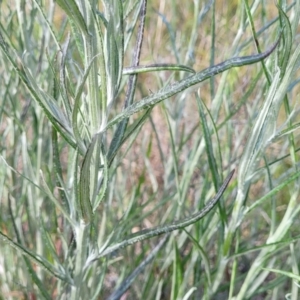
xmin=1 ymin=0 xmax=299 ymax=299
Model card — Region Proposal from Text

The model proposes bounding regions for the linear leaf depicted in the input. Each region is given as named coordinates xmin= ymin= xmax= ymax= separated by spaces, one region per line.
xmin=104 ymin=38 xmax=280 ymax=131
xmin=107 ymin=235 xmax=169 ymax=300
xmin=184 ymin=229 xmax=212 ymax=286
xmin=7 ymin=196 xmax=52 ymax=300
xmin=277 ymin=5 xmax=292 ymax=74
xmin=0 ymin=40 xmax=77 ymax=148
xmin=269 ymin=122 xmax=300 ymax=143
xmin=197 ymin=93 xmax=220 ymax=190
xmin=40 ymin=171 xmax=76 ymax=227
xmin=52 ymin=128 xmax=70 ymax=214
xmin=93 ymin=146 xmax=108 ymax=210
xmin=58 ymin=33 xmax=72 ymax=120
xmin=108 ymin=108 xmax=152 ymax=165
xmin=55 ymin=0 xmax=88 ymax=35
xmin=246 ymin=170 xmax=300 ymax=213
xmin=104 ymin=0 xmax=124 ymax=105
xmin=262 ymin=268 xmax=300 ymax=282
xmin=21 ymin=65 xmax=72 ymax=135
xmin=107 ymin=0 xmax=146 ymax=165
xmin=32 ymin=0 xmax=61 ymax=49
xmin=96 ymin=169 xmax=234 ymax=258
xmin=78 ymin=134 xmax=101 ymax=223
xmin=196 ymin=93 xmax=227 ymax=226
xmin=171 ymin=240 xmax=184 ymax=300
xmin=0 ymin=230 xmax=70 ymax=283
xmin=123 ymin=63 xmax=195 ymax=75
xmin=72 ymin=56 xmax=98 ymax=155
xmin=238 ymin=68 xmax=281 ymax=186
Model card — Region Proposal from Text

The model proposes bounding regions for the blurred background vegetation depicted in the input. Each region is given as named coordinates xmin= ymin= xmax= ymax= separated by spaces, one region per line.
xmin=0 ymin=0 xmax=300 ymax=299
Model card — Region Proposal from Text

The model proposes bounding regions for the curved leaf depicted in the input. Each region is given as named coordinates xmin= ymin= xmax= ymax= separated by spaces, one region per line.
xmin=97 ymin=169 xmax=235 ymax=258
xmin=103 ymin=38 xmax=280 ymax=132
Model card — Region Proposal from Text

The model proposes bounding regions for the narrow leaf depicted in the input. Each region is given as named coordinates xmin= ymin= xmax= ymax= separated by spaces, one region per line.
xmin=78 ymin=134 xmax=100 ymax=223
xmin=40 ymin=171 xmax=76 ymax=227
xmin=72 ymin=56 xmax=99 ymax=155
xmin=93 ymin=146 xmax=108 ymax=210
xmin=0 ymin=41 xmax=77 ymax=148
xmin=247 ymin=170 xmax=300 ymax=213
xmin=97 ymin=169 xmax=234 ymax=258
xmin=171 ymin=240 xmax=184 ymax=300
xmin=263 ymin=268 xmax=300 ymax=282
xmin=104 ymin=38 xmax=280 ymax=131
xmin=8 ymin=196 xmax=52 ymax=300
xmin=277 ymin=5 xmax=292 ymax=74
xmin=197 ymin=93 xmax=220 ymax=191
xmin=0 ymin=230 xmax=70 ymax=283
xmin=123 ymin=63 xmax=195 ymax=75
xmin=55 ymin=0 xmax=88 ymax=35
xmin=107 ymin=235 xmax=169 ymax=300
xmin=184 ymin=229 xmax=212 ymax=286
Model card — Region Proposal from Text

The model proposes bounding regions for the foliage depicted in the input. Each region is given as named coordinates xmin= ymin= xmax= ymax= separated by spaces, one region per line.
xmin=0 ymin=0 xmax=300 ymax=299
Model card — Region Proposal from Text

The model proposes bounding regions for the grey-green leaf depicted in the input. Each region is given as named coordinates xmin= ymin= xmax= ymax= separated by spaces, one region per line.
xmin=104 ymin=38 xmax=280 ymax=131
xmin=97 ymin=169 xmax=234 ymax=258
